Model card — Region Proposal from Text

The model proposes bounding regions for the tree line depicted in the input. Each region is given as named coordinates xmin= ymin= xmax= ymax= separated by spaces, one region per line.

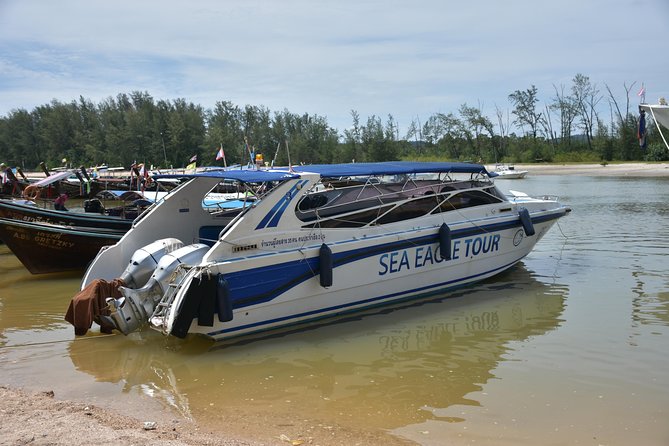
xmin=0 ymin=73 xmax=665 ymax=171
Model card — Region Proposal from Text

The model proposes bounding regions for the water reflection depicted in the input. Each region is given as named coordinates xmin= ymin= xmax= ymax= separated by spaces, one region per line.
xmin=0 ymin=245 xmax=81 ymax=343
xmin=67 ymin=264 xmax=568 ymax=432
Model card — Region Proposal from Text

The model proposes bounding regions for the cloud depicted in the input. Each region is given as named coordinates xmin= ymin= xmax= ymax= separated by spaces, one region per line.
xmin=1 ymin=0 xmax=668 ymax=133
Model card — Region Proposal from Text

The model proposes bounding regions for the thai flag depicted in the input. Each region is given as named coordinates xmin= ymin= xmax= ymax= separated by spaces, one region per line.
xmin=216 ymin=147 xmax=225 ymax=161
xmin=189 ymin=154 xmax=197 ymax=163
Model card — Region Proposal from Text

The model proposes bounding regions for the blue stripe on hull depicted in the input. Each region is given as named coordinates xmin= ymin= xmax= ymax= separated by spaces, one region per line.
xmin=224 ymin=210 xmax=566 ymax=309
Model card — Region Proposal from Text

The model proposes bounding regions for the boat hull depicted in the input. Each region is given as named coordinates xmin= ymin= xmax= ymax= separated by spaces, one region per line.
xmin=170 ymin=210 xmax=564 ymax=342
xmin=0 ymin=199 xmax=133 ymax=230
xmin=495 ymin=171 xmax=528 ymax=179
xmin=0 ymin=218 xmax=124 ymax=274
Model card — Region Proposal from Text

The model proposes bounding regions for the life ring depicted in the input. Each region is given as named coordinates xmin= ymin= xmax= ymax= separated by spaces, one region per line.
xmin=22 ymin=184 xmax=41 ymax=200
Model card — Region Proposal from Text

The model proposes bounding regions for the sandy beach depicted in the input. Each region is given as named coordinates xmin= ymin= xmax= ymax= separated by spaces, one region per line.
xmin=2 ymin=162 xmax=669 ymax=446
xmin=489 ymin=162 xmax=669 ymax=177
xmin=0 ymin=386 xmax=264 ymax=446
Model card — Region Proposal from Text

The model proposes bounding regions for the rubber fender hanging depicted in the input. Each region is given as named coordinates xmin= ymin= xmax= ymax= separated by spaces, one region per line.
xmin=518 ymin=207 xmax=535 ymax=236
xmin=319 ymin=243 xmax=333 ymax=288
xmin=171 ymin=278 xmax=207 ymax=338
xmin=439 ymin=223 xmax=452 ymax=260
xmin=195 ymin=275 xmax=217 ymax=327
xmin=216 ymin=274 xmax=233 ymax=322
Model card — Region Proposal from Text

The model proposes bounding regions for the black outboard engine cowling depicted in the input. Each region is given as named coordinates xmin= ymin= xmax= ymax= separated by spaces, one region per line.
xmin=84 ymin=198 xmax=105 ymax=214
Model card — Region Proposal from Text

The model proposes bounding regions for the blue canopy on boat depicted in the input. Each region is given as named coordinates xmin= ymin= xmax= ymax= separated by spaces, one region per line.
xmin=155 ymin=169 xmax=299 ymax=183
xmin=291 ymin=162 xmax=489 ymax=177
xmin=155 ymin=162 xmax=489 ymax=183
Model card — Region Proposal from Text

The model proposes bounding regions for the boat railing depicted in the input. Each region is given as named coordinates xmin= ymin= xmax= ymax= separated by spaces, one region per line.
xmin=296 ymin=178 xmax=498 ymax=224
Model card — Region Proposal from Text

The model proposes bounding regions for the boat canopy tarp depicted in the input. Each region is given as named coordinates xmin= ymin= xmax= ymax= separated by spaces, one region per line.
xmin=155 ymin=169 xmax=300 ymax=182
xmin=640 ymin=104 xmax=669 ymax=130
xmin=155 ymin=162 xmax=489 ymax=182
xmin=32 ymin=170 xmax=76 ymax=187
xmin=291 ymin=162 xmax=489 ymax=177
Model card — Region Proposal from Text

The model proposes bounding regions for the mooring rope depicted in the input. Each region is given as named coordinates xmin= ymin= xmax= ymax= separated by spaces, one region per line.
xmin=0 ymin=332 xmax=116 ymax=350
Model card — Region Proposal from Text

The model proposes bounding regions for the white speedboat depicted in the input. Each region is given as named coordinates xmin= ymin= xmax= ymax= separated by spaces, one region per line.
xmin=491 ymin=164 xmax=528 ymax=179
xmin=69 ymin=162 xmax=569 ymax=342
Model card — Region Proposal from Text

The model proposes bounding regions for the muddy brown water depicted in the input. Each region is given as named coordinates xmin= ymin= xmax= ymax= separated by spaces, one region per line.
xmin=1 ymin=175 xmax=668 ymax=445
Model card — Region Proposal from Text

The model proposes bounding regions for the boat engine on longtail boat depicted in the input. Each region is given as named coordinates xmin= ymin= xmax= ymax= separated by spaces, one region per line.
xmin=66 ymin=162 xmax=570 ymax=341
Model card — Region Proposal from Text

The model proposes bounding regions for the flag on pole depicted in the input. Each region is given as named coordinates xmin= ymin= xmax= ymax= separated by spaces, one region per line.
xmin=637 ymin=84 xmax=646 ymax=103
xmin=215 ymin=145 xmax=227 ymax=167
xmin=186 ymin=154 xmax=197 ymax=170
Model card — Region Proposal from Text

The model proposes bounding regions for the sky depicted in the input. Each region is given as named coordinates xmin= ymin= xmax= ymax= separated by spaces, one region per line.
xmin=1 ymin=0 xmax=668 ymax=136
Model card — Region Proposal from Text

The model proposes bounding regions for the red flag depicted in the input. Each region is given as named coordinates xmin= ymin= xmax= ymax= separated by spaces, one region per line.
xmin=216 ymin=147 xmax=225 ymax=161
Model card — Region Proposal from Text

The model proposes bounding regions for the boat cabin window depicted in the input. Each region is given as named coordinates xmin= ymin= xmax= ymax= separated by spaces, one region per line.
xmin=374 ymin=195 xmax=442 ymax=225
xmin=297 ymin=176 xmax=501 ymax=229
xmin=303 ymin=205 xmax=395 ymax=228
xmin=434 ymin=189 xmax=503 ymax=212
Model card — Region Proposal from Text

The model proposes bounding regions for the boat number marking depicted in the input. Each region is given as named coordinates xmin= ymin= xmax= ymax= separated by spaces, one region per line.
xmin=12 ymin=229 xmax=75 ymax=249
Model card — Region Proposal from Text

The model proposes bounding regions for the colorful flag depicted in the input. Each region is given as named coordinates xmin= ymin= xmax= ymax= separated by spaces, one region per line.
xmin=216 ymin=147 xmax=225 ymax=161
xmin=186 ymin=161 xmax=196 ymax=170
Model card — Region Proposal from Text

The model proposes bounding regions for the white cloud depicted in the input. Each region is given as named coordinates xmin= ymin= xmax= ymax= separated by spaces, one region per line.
xmin=1 ymin=0 xmax=668 ymax=133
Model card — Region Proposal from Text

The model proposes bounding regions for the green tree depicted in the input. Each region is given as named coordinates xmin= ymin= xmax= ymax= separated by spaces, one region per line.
xmin=571 ymin=73 xmax=601 ymax=152
xmin=508 ymin=85 xmax=542 ymax=139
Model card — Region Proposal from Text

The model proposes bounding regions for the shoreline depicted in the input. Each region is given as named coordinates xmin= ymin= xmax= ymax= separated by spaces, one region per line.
xmin=487 ymin=162 xmax=669 ymax=177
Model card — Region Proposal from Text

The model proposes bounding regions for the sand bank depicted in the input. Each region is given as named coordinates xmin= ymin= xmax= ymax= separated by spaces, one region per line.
xmin=489 ymin=162 xmax=669 ymax=177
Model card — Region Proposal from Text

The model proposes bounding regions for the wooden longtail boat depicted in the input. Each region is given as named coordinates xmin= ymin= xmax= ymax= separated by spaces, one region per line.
xmin=0 ymin=217 xmax=124 ymax=274
xmin=0 ymin=199 xmax=134 ymax=231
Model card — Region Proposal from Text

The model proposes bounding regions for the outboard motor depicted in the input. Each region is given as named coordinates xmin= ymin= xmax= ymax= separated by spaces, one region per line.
xmin=118 ymin=238 xmax=184 ymax=289
xmin=83 ymin=198 xmax=105 ymax=214
xmin=106 ymin=243 xmax=210 ymax=335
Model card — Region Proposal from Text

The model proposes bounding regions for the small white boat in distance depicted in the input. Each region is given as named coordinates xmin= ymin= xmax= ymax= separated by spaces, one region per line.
xmin=491 ymin=164 xmax=528 ymax=179
xmin=68 ymin=161 xmax=569 ymax=342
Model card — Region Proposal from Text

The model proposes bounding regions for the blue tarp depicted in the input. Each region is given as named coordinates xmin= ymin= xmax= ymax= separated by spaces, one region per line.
xmin=155 ymin=162 xmax=489 ymax=183
xmin=155 ymin=169 xmax=299 ymax=183
xmin=291 ymin=161 xmax=489 ymax=177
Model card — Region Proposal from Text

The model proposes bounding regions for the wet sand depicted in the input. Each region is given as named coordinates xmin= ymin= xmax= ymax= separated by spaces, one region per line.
xmin=4 ymin=162 xmax=669 ymax=446
xmin=0 ymin=386 xmax=263 ymax=446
